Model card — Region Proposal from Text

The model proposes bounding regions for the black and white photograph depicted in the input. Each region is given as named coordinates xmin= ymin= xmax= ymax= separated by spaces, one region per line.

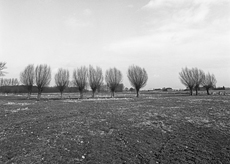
xmin=0 ymin=0 xmax=230 ymax=163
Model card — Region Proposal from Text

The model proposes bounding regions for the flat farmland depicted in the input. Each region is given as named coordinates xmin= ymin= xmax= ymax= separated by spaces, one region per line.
xmin=0 ymin=94 xmax=230 ymax=163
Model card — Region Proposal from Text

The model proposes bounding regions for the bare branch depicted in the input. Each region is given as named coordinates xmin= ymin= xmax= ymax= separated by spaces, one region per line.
xmin=0 ymin=78 xmax=19 ymax=86
xmin=3 ymin=79 xmax=11 ymax=86
xmin=73 ymin=66 xmax=88 ymax=99
xmin=202 ymin=73 xmax=217 ymax=95
xmin=20 ymin=64 xmax=35 ymax=99
xmin=55 ymin=68 xmax=69 ymax=99
xmin=88 ymin=65 xmax=103 ymax=98
xmin=179 ymin=67 xmax=205 ymax=95
xmin=11 ymin=78 xmax=19 ymax=86
xmin=191 ymin=68 xmax=205 ymax=95
xmin=105 ymin=67 xmax=122 ymax=97
xmin=35 ymin=64 xmax=51 ymax=100
xmin=179 ymin=67 xmax=195 ymax=95
xmin=127 ymin=65 xmax=148 ymax=97
xmin=0 ymin=62 xmax=7 ymax=76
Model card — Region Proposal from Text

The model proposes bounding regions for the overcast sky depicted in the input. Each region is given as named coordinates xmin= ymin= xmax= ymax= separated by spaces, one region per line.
xmin=1 ymin=0 xmax=230 ymax=89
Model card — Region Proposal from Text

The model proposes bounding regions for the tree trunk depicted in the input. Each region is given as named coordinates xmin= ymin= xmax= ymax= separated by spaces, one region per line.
xmin=195 ymin=89 xmax=198 ymax=95
xmin=80 ymin=91 xmax=83 ymax=99
xmin=37 ymin=91 xmax=41 ymax=101
xmin=190 ymin=88 xmax=193 ymax=95
xmin=61 ymin=92 xmax=63 ymax=99
xmin=92 ymin=90 xmax=96 ymax=98
xmin=206 ymin=88 xmax=210 ymax=95
xmin=111 ymin=91 xmax=114 ymax=98
xmin=136 ymin=89 xmax=139 ymax=97
xmin=27 ymin=92 xmax=31 ymax=99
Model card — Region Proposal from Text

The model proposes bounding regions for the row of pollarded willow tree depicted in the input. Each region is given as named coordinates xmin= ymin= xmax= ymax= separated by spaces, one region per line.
xmin=19 ymin=64 xmax=148 ymax=100
xmin=179 ymin=67 xmax=217 ymax=95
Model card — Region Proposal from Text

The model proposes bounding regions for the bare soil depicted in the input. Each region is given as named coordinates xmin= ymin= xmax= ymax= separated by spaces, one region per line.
xmin=0 ymin=94 xmax=230 ymax=163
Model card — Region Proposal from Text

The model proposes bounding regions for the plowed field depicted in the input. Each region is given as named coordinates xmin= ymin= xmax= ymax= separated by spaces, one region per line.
xmin=0 ymin=94 xmax=230 ymax=163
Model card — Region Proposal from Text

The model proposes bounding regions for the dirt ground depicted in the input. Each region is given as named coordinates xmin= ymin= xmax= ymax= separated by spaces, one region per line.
xmin=0 ymin=93 xmax=230 ymax=163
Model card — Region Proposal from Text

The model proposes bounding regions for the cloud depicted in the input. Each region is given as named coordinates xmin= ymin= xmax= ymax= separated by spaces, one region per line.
xmin=104 ymin=26 xmax=230 ymax=67
xmin=143 ymin=0 xmax=227 ymax=9
xmin=105 ymin=0 xmax=230 ymax=57
xmin=142 ymin=0 xmax=230 ymax=30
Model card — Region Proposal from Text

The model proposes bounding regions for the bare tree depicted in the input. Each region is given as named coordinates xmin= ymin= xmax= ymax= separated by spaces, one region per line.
xmin=20 ymin=64 xmax=35 ymax=99
xmin=2 ymin=79 xmax=11 ymax=86
xmin=0 ymin=78 xmax=19 ymax=94
xmin=55 ymin=68 xmax=69 ymax=99
xmin=127 ymin=65 xmax=148 ymax=97
xmin=0 ymin=78 xmax=19 ymax=86
xmin=0 ymin=78 xmax=4 ymax=86
xmin=35 ymin=64 xmax=51 ymax=100
xmin=192 ymin=68 xmax=205 ymax=95
xmin=73 ymin=66 xmax=88 ymax=99
xmin=0 ymin=62 xmax=6 ymax=76
xmin=105 ymin=67 xmax=122 ymax=97
xmin=202 ymin=73 xmax=217 ymax=95
xmin=11 ymin=78 xmax=19 ymax=86
xmin=88 ymin=65 xmax=103 ymax=98
xmin=179 ymin=67 xmax=195 ymax=95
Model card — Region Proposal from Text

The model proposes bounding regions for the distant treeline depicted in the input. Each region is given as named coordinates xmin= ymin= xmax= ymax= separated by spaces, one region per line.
xmin=0 ymin=84 xmax=124 ymax=94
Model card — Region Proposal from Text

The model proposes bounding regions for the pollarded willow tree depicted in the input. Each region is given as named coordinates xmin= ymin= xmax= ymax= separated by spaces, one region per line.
xmin=35 ymin=64 xmax=51 ymax=100
xmin=73 ymin=66 xmax=88 ymax=99
xmin=105 ymin=67 xmax=122 ymax=97
xmin=20 ymin=64 xmax=35 ymax=99
xmin=54 ymin=68 xmax=69 ymax=99
xmin=127 ymin=65 xmax=148 ymax=97
xmin=0 ymin=62 xmax=6 ymax=76
xmin=179 ymin=67 xmax=195 ymax=95
xmin=88 ymin=65 xmax=103 ymax=98
xmin=202 ymin=73 xmax=217 ymax=95
xmin=192 ymin=68 xmax=205 ymax=95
